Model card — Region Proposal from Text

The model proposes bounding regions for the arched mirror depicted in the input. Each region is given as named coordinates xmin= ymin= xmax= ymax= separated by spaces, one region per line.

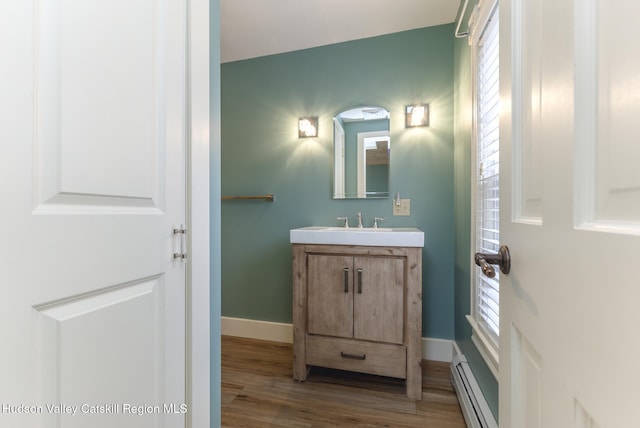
xmin=333 ymin=106 xmax=390 ymax=199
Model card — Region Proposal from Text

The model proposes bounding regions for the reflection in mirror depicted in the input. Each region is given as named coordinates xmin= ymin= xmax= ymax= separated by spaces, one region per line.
xmin=333 ymin=107 xmax=390 ymax=199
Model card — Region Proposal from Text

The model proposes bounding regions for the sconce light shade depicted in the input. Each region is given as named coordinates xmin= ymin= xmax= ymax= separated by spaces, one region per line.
xmin=298 ymin=117 xmax=318 ymax=138
xmin=405 ymin=104 xmax=429 ymax=128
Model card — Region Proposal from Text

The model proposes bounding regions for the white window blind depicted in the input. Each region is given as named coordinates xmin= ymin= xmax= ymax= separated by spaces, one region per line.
xmin=475 ymin=8 xmax=500 ymax=345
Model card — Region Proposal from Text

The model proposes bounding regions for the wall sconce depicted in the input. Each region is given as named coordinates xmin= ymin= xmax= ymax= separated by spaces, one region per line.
xmin=405 ymin=104 xmax=429 ymax=128
xmin=298 ymin=117 xmax=318 ymax=138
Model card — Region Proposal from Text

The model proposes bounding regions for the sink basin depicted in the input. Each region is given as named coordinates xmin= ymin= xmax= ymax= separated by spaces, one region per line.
xmin=290 ymin=226 xmax=424 ymax=247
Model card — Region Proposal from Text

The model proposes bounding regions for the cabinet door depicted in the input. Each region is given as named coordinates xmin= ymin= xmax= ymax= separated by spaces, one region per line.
xmin=353 ymin=256 xmax=404 ymax=344
xmin=307 ymin=254 xmax=353 ymax=338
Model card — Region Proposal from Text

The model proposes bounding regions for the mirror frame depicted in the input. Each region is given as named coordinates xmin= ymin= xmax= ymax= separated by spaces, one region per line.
xmin=333 ymin=106 xmax=390 ymax=199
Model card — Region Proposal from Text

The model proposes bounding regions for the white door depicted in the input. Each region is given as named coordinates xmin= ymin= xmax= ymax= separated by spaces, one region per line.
xmin=1 ymin=1 xmax=188 ymax=427
xmin=499 ymin=0 xmax=640 ymax=426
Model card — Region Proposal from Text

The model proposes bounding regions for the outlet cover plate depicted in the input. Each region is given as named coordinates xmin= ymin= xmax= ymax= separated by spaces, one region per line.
xmin=393 ymin=199 xmax=410 ymax=216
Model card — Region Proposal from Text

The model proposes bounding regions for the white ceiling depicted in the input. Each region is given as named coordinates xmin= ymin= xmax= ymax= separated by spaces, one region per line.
xmin=220 ymin=0 xmax=460 ymax=63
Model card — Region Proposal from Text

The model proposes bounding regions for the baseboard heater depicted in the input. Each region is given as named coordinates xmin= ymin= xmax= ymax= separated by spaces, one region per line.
xmin=451 ymin=354 xmax=498 ymax=428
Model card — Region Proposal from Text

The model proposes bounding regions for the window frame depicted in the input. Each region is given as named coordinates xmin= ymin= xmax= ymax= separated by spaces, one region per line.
xmin=467 ymin=0 xmax=500 ymax=380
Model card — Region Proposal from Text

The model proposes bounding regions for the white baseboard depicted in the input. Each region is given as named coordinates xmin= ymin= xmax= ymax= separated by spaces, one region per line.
xmin=453 ymin=340 xmax=463 ymax=360
xmin=221 ymin=317 xmax=454 ymax=362
xmin=221 ymin=316 xmax=293 ymax=343
xmin=422 ymin=336 xmax=454 ymax=362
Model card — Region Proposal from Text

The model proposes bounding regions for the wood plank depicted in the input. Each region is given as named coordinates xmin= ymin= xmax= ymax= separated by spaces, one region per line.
xmin=302 ymin=244 xmax=412 ymax=257
xmin=405 ymin=247 xmax=423 ymax=399
xmin=222 ymin=336 xmax=466 ymax=427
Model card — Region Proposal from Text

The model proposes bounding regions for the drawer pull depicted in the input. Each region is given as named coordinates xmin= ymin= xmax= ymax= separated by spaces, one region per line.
xmin=357 ymin=268 xmax=363 ymax=293
xmin=340 ymin=351 xmax=366 ymax=360
xmin=343 ymin=267 xmax=349 ymax=293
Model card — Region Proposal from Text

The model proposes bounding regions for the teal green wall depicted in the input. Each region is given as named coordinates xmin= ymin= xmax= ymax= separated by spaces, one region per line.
xmin=453 ymin=0 xmax=499 ymax=419
xmin=221 ymin=24 xmax=455 ymax=339
xmin=367 ymin=164 xmax=388 ymax=195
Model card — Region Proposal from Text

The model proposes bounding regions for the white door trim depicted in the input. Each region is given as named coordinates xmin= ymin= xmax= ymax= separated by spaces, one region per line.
xmin=187 ymin=0 xmax=212 ymax=426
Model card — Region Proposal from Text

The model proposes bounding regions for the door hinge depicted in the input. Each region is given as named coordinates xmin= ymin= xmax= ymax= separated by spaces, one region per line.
xmin=173 ymin=225 xmax=187 ymax=261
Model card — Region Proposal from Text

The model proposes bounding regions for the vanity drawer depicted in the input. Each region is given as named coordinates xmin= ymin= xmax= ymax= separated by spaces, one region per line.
xmin=305 ymin=335 xmax=406 ymax=379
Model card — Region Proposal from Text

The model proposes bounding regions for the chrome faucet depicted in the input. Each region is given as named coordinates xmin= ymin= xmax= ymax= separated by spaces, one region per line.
xmin=337 ymin=216 xmax=349 ymax=228
xmin=356 ymin=212 xmax=363 ymax=228
xmin=373 ymin=217 xmax=385 ymax=229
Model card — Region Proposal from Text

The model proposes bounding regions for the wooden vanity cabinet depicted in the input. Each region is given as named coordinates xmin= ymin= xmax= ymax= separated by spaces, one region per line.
xmin=292 ymin=244 xmax=423 ymax=400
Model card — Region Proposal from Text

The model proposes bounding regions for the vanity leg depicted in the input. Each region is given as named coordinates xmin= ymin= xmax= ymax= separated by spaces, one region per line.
xmin=406 ymin=248 xmax=423 ymax=400
xmin=292 ymin=245 xmax=308 ymax=381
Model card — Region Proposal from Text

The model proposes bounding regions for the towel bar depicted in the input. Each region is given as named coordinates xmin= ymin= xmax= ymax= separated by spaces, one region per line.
xmin=222 ymin=194 xmax=274 ymax=202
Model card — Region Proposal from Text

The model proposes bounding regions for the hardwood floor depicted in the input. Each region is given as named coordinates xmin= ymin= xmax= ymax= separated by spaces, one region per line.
xmin=222 ymin=335 xmax=467 ymax=427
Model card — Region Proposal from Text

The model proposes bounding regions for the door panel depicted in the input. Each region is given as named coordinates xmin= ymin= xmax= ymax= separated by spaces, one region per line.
xmin=510 ymin=325 xmax=543 ymax=428
xmin=307 ymin=255 xmax=353 ymax=338
xmin=353 ymin=256 xmax=403 ymax=344
xmin=512 ymin=0 xmax=544 ymax=223
xmin=35 ymin=277 xmax=165 ymax=428
xmin=35 ymin=0 xmax=180 ymax=211
xmin=1 ymin=0 xmax=187 ymax=426
xmin=575 ymin=0 xmax=640 ymax=229
xmin=500 ymin=0 xmax=640 ymax=426
xmin=37 ymin=0 xmax=157 ymax=201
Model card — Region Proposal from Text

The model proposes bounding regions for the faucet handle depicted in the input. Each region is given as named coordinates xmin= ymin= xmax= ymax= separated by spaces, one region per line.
xmin=373 ymin=217 xmax=386 ymax=229
xmin=337 ymin=216 xmax=349 ymax=228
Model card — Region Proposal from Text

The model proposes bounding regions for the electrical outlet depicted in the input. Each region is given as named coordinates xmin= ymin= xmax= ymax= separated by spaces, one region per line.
xmin=393 ymin=199 xmax=410 ymax=216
